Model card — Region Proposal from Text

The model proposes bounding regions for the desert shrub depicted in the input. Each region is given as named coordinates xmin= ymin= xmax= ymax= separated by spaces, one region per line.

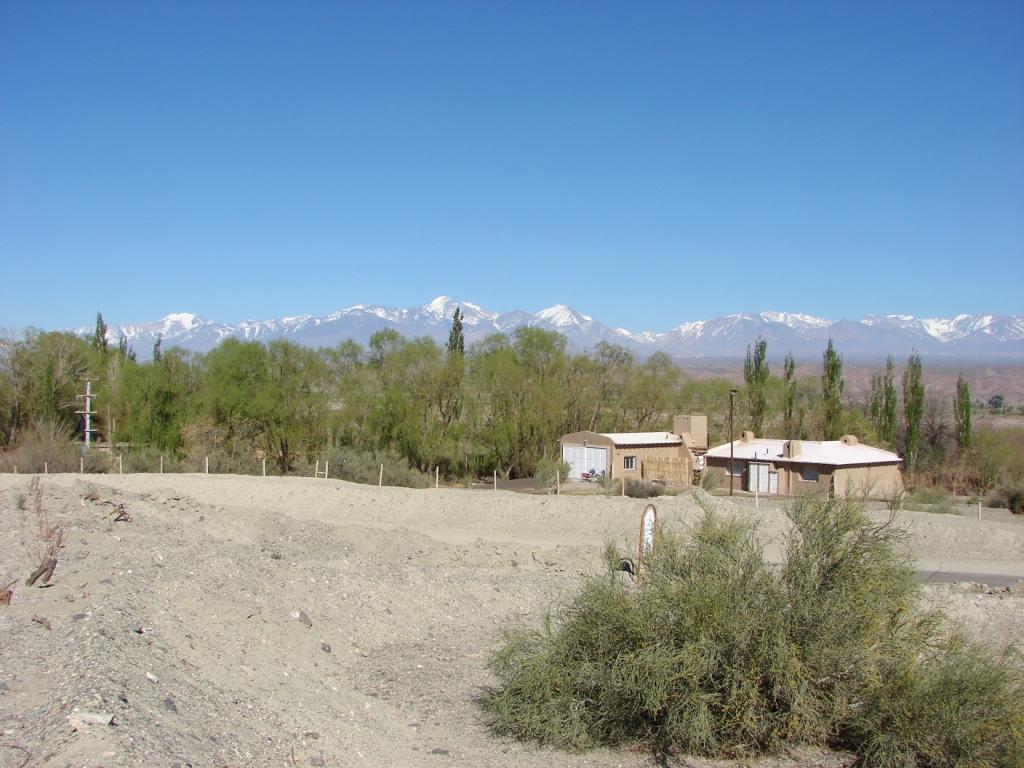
xmin=623 ymin=478 xmax=660 ymax=498
xmin=534 ymin=455 xmax=571 ymax=491
xmin=322 ymin=447 xmax=431 ymax=488
xmin=903 ymin=485 xmax=956 ymax=515
xmin=482 ymin=496 xmax=1023 ymax=766
xmin=848 ymin=638 xmax=1024 ymax=768
xmin=995 ymin=484 xmax=1024 ymax=515
xmin=121 ymin=446 xmax=185 ymax=473
xmin=0 ymin=421 xmax=91 ymax=473
xmin=698 ymin=468 xmax=720 ymax=492
xmin=184 ymin=449 xmax=261 ymax=475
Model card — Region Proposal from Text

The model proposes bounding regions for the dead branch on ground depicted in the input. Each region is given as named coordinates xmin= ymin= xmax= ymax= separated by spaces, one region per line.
xmin=82 ymin=492 xmax=132 ymax=522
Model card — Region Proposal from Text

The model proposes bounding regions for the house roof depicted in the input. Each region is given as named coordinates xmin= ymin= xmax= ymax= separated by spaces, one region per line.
xmin=705 ymin=438 xmax=901 ymax=467
xmin=601 ymin=432 xmax=683 ymax=447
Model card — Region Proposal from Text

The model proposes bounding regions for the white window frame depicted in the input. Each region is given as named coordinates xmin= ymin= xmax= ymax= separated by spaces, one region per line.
xmin=623 ymin=455 xmax=636 ymax=471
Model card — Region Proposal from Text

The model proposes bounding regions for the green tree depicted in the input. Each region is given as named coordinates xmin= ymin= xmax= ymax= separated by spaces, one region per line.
xmin=93 ymin=312 xmax=108 ymax=356
xmin=743 ymin=335 xmax=769 ymax=436
xmin=902 ymin=351 xmax=924 ymax=474
xmin=821 ymin=339 xmax=844 ymax=440
xmin=880 ymin=355 xmax=897 ymax=447
xmin=954 ymin=372 xmax=972 ymax=453
xmin=781 ymin=353 xmax=797 ymax=440
xmin=152 ymin=334 xmax=163 ymax=363
xmin=446 ymin=307 xmax=465 ymax=358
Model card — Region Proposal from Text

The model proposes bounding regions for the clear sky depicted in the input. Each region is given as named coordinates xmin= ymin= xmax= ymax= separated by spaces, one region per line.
xmin=1 ymin=1 xmax=1022 ymax=333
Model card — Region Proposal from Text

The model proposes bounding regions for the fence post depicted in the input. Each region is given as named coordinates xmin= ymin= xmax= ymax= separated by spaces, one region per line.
xmin=44 ymin=462 xmax=48 ymax=475
xmin=80 ymin=456 xmax=84 ymax=474
xmin=325 ymin=460 xmax=329 ymax=478
xmin=160 ymin=454 xmax=164 ymax=474
xmin=119 ymin=455 xmax=123 ymax=475
xmin=315 ymin=459 xmax=320 ymax=478
xmin=262 ymin=458 xmax=266 ymax=477
xmin=205 ymin=456 xmax=209 ymax=474
xmin=621 ymin=477 xmax=625 ymax=497
xmin=556 ymin=470 xmax=560 ymax=495
xmin=378 ymin=463 xmax=383 ymax=487
xmin=493 ymin=470 xmax=497 ymax=491
xmin=435 ymin=466 xmax=439 ymax=489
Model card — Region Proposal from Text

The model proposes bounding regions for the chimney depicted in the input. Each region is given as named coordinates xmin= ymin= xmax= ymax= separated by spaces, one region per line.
xmin=785 ymin=440 xmax=801 ymax=457
xmin=740 ymin=431 xmax=755 ymax=443
xmin=673 ymin=414 xmax=708 ymax=451
xmin=840 ymin=435 xmax=859 ymax=446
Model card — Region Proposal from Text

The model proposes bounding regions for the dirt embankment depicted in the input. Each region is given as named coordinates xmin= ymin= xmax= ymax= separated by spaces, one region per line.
xmin=1 ymin=474 xmax=1021 ymax=767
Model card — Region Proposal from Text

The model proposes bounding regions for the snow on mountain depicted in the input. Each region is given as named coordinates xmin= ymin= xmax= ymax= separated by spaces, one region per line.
xmin=71 ymin=299 xmax=1024 ymax=361
xmin=534 ymin=304 xmax=594 ymax=328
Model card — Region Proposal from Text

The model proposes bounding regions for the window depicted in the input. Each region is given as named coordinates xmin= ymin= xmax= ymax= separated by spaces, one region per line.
xmin=624 ymin=456 xmax=636 ymax=471
xmin=800 ymin=465 xmax=819 ymax=482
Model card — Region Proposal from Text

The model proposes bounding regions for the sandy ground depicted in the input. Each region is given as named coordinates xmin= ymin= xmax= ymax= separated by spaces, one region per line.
xmin=1 ymin=473 xmax=1022 ymax=768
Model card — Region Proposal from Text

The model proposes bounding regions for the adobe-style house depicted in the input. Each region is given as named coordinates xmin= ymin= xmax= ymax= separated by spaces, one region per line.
xmin=704 ymin=432 xmax=903 ymax=498
xmin=560 ymin=415 xmax=708 ymax=484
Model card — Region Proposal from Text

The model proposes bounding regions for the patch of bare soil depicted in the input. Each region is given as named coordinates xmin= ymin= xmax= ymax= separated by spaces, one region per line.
xmin=1 ymin=474 xmax=1021 ymax=767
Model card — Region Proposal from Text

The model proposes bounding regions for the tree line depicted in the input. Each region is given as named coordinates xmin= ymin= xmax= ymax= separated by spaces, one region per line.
xmin=0 ymin=313 xmax=1020 ymax=501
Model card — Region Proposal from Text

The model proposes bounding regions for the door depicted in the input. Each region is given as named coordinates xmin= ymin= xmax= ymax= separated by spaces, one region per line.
xmin=748 ymin=462 xmax=772 ymax=493
xmin=562 ymin=444 xmax=608 ymax=479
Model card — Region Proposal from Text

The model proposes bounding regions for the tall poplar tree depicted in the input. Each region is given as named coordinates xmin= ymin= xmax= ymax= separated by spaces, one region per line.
xmin=902 ymin=351 xmax=924 ymax=473
xmin=821 ymin=339 xmax=844 ymax=439
xmin=954 ymin=372 xmax=972 ymax=452
xmin=446 ymin=307 xmax=465 ymax=358
xmin=93 ymin=312 xmax=109 ymax=356
xmin=880 ymin=355 xmax=897 ymax=447
xmin=783 ymin=352 xmax=797 ymax=439
xmin=743 ymin=336 xmax=769 ymax=436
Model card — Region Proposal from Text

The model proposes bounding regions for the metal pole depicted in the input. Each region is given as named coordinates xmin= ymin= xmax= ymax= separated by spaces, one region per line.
xmin=729 ymin=388 xmax=737 ymax=496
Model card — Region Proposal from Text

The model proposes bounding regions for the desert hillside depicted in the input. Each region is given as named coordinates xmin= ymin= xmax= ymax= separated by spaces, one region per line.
xmin=2 ymin=474 xmax=1022 ymax=767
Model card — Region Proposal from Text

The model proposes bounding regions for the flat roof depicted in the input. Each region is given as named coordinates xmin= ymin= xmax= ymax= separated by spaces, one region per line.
xmin=705 ymin=438 xmax=900 ymax=466
xmin=600 ymin=432 xmax=683 ymax=447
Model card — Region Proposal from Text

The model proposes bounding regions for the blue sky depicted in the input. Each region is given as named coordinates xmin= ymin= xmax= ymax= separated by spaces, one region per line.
xmin=1 ymin=1 xmax=1022 ymax=333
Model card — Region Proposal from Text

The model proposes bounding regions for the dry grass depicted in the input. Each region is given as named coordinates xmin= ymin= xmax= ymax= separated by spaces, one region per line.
xmin=23 ymin=477 xmax=64 ymax=586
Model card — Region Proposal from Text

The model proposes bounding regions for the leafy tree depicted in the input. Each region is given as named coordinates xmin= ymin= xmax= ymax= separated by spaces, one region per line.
xmin=743 ymin=335 xmax=769 ymax=436
xmin=93 ymin=312 xmax=108 ymax=356
xmin=622 ymin=352 xmax=679 ymax=431
xmin=881 ymin=355 xmax=897 ymax=447
xmin=954 ymin=372 xmax=972 ymax=452
xmin=782 ymin=352 xmax=797 ymax=439
xmin=368 ymin=328 xmax=402 ymax=368
xmin=446 ymin=307 xmax=465 ymax=358
xmin=902 ymin=351 xmax=924 ymax=474
xmin=152 ymin=334 xmax=163 ymax=363
xmin=821 ymin=339 xmax=844 ymax=439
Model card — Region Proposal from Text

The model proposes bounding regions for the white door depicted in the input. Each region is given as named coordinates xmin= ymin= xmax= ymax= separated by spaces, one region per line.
xmin=748 ymin=462 xmax=771 ymax=493
xmin=562 ymin=444 xmax=608 ymax=479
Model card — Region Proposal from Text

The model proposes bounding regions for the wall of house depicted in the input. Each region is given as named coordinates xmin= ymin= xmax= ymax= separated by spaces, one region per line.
xmin=832 ymin=465 xmax=903 ymax=499
xmin=611 ymin=444 xmax=692 ymax=483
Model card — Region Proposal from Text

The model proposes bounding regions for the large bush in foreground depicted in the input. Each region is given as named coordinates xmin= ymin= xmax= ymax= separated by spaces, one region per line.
xmin=482 ymin=497 xmax=1023 ymax=766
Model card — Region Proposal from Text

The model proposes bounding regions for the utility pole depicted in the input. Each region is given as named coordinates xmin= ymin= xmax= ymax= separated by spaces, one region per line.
xmin=729 ymin=388 xmax=737 ymax=496
xmin=75 ymin=377 xmax=98 ymax=449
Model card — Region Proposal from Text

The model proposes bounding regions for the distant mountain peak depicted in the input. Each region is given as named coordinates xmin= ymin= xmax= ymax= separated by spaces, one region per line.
xmin=72 ymin=300 xmax=1024 ymax=362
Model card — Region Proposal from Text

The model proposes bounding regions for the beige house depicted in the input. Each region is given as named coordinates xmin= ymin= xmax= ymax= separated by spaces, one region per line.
xmin=559 ymin=415 xmax=707 ymax=484
xmin=704 ymin=432 xmax=903 ymax=498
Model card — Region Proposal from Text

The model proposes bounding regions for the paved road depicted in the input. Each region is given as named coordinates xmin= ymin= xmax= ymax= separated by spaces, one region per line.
xmin=917 ymin=570 xmax=1022 ymax=588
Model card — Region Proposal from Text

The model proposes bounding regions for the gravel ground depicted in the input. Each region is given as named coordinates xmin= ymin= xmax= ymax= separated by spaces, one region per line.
xmin=1 ymin=473 xmax=1021 ymax=767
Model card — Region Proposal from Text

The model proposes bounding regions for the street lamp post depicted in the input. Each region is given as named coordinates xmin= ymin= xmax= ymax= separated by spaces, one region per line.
xmin=729 ymin=388 xmax=738 ymax=496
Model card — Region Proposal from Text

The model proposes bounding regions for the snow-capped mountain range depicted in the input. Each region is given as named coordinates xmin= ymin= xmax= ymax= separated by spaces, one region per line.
xmin=74 ymin=297 xmax=1024 ymax=361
